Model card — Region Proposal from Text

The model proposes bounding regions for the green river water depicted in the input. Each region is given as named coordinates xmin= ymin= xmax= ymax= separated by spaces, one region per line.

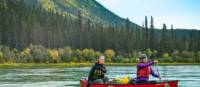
xmin=0 ymin=65 xmax=199 ymax=87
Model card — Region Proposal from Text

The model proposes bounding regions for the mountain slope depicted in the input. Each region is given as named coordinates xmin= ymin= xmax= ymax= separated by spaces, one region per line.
xmin=21 ymin=0 xmax=139 ymax=27
xmin=0 ymin=0 xmax=200 ymax=52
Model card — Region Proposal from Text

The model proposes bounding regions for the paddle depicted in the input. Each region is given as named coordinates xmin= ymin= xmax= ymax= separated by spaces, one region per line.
xmin=155 ymin=61 xmax=161 ymax=81
xmin=150 ymin=54 xmax=161 ymax=82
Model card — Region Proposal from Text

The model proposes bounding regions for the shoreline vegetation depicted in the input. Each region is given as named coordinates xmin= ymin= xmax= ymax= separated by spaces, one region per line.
xmin=0 ymin=44 xmax=200 ymax=69
xmin=1 ymin=1 xmax=200 ymax=69
xmin=0 ymin=63 xmax=199 ymax=69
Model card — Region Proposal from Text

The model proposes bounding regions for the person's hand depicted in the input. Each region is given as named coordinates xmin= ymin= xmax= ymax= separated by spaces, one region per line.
xmin=97 ymin=66 xmax=102 ymax=70
xmin=158 ymin=77 xmax=161 ymax=80
xmin=154 ymin=60 xmax=159 ymax=65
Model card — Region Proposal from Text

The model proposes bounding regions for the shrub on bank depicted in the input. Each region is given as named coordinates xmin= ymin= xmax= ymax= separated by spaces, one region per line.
xmin=0 ymin=51 xmax=3 ymax=63
xmin=48 ymin=49 xmax=59 ymax=63
xmin=81 ymin=48 xmax=96 ymax=62
xmin=196 ymin=51 xmax=200 ymax=63
xmin=0 ymin=46 xmax=15 ymax=63
xmin=104 ymin=49 xmax=115 ymax=62
xmin=0 ymin=45 xmax=199 ymax=63
xmin=29 ymin=45 xmax=49 ymax=63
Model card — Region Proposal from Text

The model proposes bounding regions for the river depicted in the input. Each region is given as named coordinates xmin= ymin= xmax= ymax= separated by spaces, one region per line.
xmin=0 ymin=65 xmax=199 ymax=87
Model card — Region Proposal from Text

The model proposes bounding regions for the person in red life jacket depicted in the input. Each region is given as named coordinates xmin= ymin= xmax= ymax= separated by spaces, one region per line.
xmin=136 ymin=54 xmax=160 ymax=83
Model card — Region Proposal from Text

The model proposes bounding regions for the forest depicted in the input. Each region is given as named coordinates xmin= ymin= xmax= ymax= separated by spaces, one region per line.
xmin=0 ymin=0 xmax=200 ymax=63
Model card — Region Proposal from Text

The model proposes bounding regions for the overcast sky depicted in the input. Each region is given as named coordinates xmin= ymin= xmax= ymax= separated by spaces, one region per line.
xmin=96 ymin=0 xmax=200 ymax=29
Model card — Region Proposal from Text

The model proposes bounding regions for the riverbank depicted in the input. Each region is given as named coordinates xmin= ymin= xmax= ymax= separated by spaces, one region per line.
xmin=0 ymin=63 xmax=199 ymax=69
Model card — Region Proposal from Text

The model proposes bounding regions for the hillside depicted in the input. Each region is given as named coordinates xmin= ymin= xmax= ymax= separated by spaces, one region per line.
xmin=21 ymin=0 xmax=139 ymax=27
xmin=0 ymin=0 xmax=200 ymax=54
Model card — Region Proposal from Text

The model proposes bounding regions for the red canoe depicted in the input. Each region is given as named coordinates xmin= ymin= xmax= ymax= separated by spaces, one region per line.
xmin=80 ymin=79 xmax=178 ymax=87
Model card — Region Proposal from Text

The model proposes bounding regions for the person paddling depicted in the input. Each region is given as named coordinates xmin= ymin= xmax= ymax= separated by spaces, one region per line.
xmin=136 ymin=54 xmax=161 ymax=83
xmin=87 ymin=55 xmax=108 ymax=87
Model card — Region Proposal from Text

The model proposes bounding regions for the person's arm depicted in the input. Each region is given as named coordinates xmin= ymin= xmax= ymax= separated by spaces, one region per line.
xmin=88 ymin=65 xmax=95 ymax=82
xmin=150 ymin=67 xmax=159 ymax=78
xmin=101 ymin=65 xmax=107 ymax=73
xmin=137 ymin=61 xmax=154 ymax=68
xmin=97 ymin=65 xmax=107 ymax=73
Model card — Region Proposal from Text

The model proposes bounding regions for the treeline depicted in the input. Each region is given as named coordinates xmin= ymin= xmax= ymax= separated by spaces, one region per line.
xmin=0 ymin=0 xmax=200 ymax=63
xmin=0 ymin=45 xmax=200 ymax=63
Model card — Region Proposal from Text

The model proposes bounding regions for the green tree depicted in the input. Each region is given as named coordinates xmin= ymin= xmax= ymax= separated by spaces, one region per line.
xmin=104 ymin=49 xmax=115 ymax=62
xmin=149 ymin=16 xmax=155 ymax=50
xmin=145 ymin=48 xmax=152 ymax=58
xmin=160 ymin=23 xmax=167 ymax=55
xmin=144 ymin=16 xmax=149 ymax=49
xmin=0 ymin=51 xmax=3 ymax=63
xmin=169 ymin=25 xmax=175 ymax=53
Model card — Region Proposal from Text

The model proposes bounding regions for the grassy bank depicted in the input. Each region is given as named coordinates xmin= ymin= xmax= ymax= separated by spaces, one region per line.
xmin=0 ymin=63 xmax=199 ymax=69
xmin=0 ymin=63 xmax=93 ymax=69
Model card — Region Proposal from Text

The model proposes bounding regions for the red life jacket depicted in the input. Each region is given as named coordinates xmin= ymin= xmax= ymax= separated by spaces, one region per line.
xmin=137 ymin=63 xmax=151 ymax=78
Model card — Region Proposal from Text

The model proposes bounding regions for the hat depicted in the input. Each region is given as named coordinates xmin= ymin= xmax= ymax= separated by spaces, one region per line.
xmin=99 ymin=55 xmax=105 ymax=60
xmin=140 ymin=54 xmax=147 ymax=59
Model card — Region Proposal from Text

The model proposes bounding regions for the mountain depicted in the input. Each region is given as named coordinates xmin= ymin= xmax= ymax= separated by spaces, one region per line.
xmin=0 ymin=0 xmax=200 ymax=53
xmin=21 ymin=0 xmax=139 ymax=28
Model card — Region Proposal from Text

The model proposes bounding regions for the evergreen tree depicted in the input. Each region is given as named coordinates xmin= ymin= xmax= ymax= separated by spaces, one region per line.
xmin=149 ymin=16 xmax=155 ymax=50
xmin=0 ymin=0 xmax=200 ymax=60
xmin=160 ymin=23 xmax=167 ymax=54
xmin=170 ymin=25 xmax=175 ymax=52
xmin=144 ymin=16 xmax=149 ymax=49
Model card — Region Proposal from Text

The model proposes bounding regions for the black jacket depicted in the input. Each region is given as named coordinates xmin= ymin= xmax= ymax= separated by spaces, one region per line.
xmin=88 ymin=62 xmax=107 ymax=83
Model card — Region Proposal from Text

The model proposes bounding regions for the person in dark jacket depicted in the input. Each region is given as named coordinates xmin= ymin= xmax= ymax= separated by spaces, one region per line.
xmin=87 ymin=55 xmax=108 ymax=86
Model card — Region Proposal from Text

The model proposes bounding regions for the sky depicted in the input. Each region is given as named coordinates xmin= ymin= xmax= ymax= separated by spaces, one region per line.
xmin=96 ymin=0 xmax=200 ymax=29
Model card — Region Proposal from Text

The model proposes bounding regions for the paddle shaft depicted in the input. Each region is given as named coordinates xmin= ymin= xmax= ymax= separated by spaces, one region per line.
xmin=155 ymin=63 xmax=161 ymax=81
xmin=150 ymin=55 xmax=161 ymax=81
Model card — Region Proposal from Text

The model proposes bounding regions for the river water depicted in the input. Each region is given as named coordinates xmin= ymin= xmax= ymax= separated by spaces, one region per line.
xmin=0 ymin=65 xmax=199 ymax=87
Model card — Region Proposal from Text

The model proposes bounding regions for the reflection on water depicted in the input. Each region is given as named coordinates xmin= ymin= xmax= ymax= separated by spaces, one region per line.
xmin=0 ymin=65 xmax=200 ymax=87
